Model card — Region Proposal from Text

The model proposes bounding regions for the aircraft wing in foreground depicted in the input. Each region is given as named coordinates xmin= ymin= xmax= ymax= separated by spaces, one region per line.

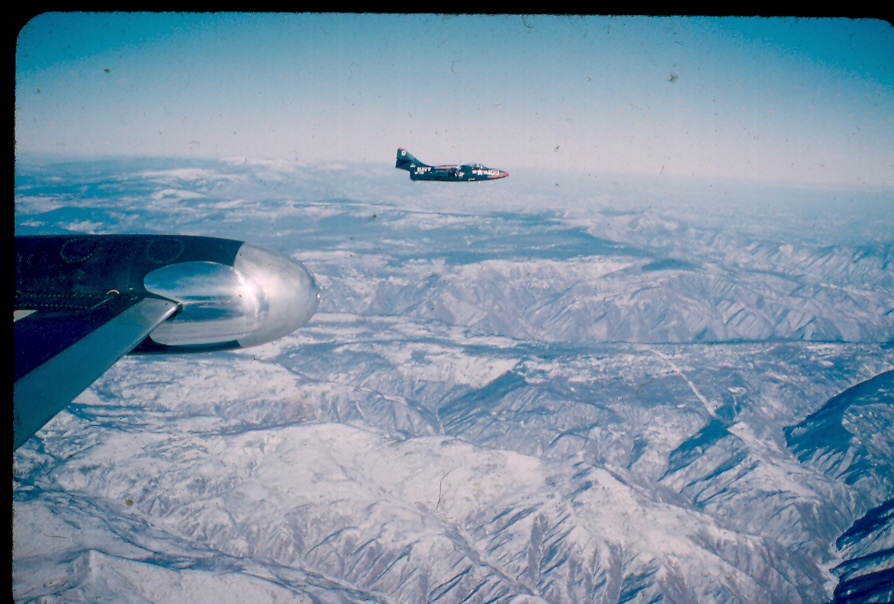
xmin=13 ymin=234 xmax=321 ymax=449
xmin=396 ymin=148 xmax=508 ymax=181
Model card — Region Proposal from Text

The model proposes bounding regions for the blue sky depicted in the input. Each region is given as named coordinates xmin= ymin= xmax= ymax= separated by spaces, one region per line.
xmin=15 ymin=13 xmax=894 ymax=188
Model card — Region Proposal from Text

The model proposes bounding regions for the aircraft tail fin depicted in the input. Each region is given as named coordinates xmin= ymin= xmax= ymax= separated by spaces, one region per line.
xmin=396 ymin=148 xmax=428 ymax=171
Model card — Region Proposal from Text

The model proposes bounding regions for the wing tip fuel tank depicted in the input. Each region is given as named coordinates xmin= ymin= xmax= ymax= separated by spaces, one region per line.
xmin=14 ymin=234 xmax=321 ymax=449
xmin=143 ymin=242 xmax=320 ymax=349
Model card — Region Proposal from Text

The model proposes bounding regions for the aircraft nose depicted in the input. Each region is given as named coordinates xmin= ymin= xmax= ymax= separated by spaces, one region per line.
xmin=495 ymin=171 xmax=509 ymax=179
xmin=233 ymin=243 xmax=320 ymax=347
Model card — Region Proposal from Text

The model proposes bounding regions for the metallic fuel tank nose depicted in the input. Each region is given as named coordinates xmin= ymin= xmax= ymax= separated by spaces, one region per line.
xmin=232 ymin=243 xmax=320 ymax=347
xmin=144 ymin=243 xmax=320 ymax=349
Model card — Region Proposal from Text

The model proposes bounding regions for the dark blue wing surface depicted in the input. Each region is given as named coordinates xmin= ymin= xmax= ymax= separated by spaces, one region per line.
xmin=13 ymin=298 xmax=177 ymax=449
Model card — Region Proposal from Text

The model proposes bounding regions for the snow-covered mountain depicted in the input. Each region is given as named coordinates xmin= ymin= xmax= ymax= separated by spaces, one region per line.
xmin=785 ymin=371 xmax=894 ymax=510
xmin=13 ymin=158 xmax=894 ymax=602
xmin=829 ymin=498 xmax=894 ymax=604
xmin=784 ymin=371 xmax=894 ymax=603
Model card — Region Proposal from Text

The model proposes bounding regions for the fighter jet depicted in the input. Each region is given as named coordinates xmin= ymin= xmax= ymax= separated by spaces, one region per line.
xmin=14 ymin=234 xmax=321 ymax=449
xmin=396 ymin=148 xmax=508 ymax=181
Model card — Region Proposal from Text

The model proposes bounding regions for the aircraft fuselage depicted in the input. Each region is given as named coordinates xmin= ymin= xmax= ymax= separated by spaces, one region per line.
xmin=396 ymin=148 xmax=508 ymax=182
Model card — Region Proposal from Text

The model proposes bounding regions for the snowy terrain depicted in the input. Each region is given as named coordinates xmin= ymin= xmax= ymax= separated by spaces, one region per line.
xmin=13 ymin=157 xmax=894 ymax=602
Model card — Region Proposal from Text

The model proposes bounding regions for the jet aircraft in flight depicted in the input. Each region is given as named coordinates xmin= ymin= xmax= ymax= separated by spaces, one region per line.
xmin=13 ymin=234 xmax=320 ymax=449
xmin=396 ymin=148 xmax=508 ymax=181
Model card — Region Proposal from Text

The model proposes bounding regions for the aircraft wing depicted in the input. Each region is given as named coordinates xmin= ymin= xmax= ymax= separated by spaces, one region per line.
xmin=14 ymin=234 xmax=321 ymax=451
xmin=14 ymin=296 xmax=178 ymax=449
